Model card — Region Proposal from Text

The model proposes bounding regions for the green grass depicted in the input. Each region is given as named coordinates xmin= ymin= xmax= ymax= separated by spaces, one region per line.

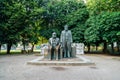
xmin=34 ymin=50 xmax=41 ymax=52
xmin=0 ymin=50 xmax=41 ymax=55
xmin=0 ymin=50 xmax=21 ymax=55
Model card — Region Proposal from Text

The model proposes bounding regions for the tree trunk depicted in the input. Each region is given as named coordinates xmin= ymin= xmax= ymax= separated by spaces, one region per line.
xmin=96 ymin=43 xmax=99 ymax=51
xmin=42 ymin=37 xmax=43 ymax=44
xmin=0 ymin=44 xmax=1 ymax=53
xmin=103 ymin=42 xmax=107 ymax=53
xmin=31 ymin=44 xmax=34 ymax=52
xmin=23 ymin=43 xmax=25 ymax=51
xmin=7 ymin=43 xmax=12 ymax=54
xmin=87 ymin=44 xmax=90 ymax=53
xmin=22 ymin=43 xmax=27 ymax=54
xmin=111 ymin=43 xmax=114 ymax=53
xmin=117 ymin=42 xmax=120 ymax=52
xmin=96 ymin=46 xmax=98 ymax=51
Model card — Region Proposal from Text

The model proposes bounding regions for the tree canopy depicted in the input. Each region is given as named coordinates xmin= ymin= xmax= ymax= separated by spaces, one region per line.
xmin=0 ymin=0 xmax=120 ymax=54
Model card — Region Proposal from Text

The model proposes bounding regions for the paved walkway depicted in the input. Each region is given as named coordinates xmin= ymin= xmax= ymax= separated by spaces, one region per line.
xmin=0 ymin=54 xmax=120 ymax=80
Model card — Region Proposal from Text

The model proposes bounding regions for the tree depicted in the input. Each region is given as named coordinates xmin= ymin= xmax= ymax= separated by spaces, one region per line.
xmin=84 ymin=15 xmax=102 ymax=52
xmin=0 ymin=0 xmax=44 ymax=54
xmin=98 ymin=12 xmax=120 ymax=53
xmin=85 ymin=12 xmax=120 ymax=53
xmin=19 ymin=0 xmax=44 ymax=52
xmin=85 ymin=0 xmax=120 ymax=53
xmin=40 ymin=0 xmax=89 ymax=42
xmin=0 ymin=0 xmax=26 ymax=54
xmin=86 ymin=0 xmax=120 ymax=15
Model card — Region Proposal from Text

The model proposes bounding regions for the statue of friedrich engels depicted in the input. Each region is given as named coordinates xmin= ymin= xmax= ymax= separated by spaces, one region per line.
xmin=60 ymin=25 xmax=73 ymax=58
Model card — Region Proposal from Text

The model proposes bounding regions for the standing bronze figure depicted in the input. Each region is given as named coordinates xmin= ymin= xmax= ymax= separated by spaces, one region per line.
xmin=60 ymin=25 xmax=73 ymax=58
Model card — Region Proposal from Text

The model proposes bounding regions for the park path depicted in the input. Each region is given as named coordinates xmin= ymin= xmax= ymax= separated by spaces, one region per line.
xmin=0 ymin=54 xmax=120 ymax=80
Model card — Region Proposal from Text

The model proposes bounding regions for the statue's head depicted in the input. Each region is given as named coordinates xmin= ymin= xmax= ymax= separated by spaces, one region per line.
xmin=64 ymin=25 xmax=68 ymax=31
xmin=52 ymin=32 xmax=56 ymax=38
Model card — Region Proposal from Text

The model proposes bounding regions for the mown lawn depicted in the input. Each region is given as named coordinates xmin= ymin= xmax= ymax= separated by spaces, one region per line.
xmin=0 ymin=50 xmax=21 ymax=55
xmin=0 ymin=50 xmax=41 ymax=55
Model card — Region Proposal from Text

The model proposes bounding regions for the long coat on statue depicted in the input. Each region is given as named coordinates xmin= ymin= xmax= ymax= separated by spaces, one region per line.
xmin=48 ymin=37 xmax=60 ymax=60
xmin=60 ymin=30 xmax=73 ymax=57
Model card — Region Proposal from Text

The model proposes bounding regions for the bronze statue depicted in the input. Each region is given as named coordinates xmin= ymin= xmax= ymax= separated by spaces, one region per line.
xmin=48 ymin=32 xmax=60 ymax=60
xmin=60 ymin=25 xmax=73 ymax=58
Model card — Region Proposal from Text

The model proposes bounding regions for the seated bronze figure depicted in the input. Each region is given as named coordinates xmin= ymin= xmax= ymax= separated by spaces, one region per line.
xmin=48 ymin=32 xmax=60 ymax=60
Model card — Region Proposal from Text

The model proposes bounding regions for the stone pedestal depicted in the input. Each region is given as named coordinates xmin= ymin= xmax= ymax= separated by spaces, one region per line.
xmin=43 ymin=49 xmax=49 ymax=58
xmin=71 ymin=46 xmax=76 ymax=57
xmin=27 ymin=55 xmax=95 ymax=66
xmin=75 ymin=43 xmax=84 ymax=54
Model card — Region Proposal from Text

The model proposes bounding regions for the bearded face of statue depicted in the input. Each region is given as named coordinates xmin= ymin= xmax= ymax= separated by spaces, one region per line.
xmin=64 ymin=25 xmax=68 ymax=31
xmin=52 ymin=32 xmax=56 ymax=38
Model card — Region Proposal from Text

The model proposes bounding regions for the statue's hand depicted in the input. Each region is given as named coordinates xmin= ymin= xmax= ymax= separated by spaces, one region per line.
xmin=56 ymin=45 xmax=60 ymax=50
xmin=60 ymin=42 xmax=63 ymax=48
xmin=60 ymin=45 xmax=63 ymax=48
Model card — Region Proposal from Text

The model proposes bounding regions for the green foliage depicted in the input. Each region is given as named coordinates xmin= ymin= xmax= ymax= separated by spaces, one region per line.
xmin=71 ymin=25 xmax=85 ymax=43
xmin=0 ymin=0 xmax=88 ymax=44
xmin=86 ymin=0 xmax=120 ymax=15
xmin=99 ymin=12 xmax=120 ymax=43
xmin=0 ymin=0 xmax=25 ymax=44
xmin=85 ymin=12 xmax=120 ymax=44
xmin=40 ymin=0 xmax=89 ymax=42
xmin=0 ymin=0 xmax=44 ymax=53
xmin=117 ymin=32 xmax=120 ymax=36
xmin=1 ymin=0 xmax=120 ymax=54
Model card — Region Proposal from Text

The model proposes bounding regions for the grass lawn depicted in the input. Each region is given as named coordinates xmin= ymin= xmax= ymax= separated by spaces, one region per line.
xmin=0 ymin=50 xmax=41 ymax=55
xmin=0 ymin=50 xmax=21 ymax=55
